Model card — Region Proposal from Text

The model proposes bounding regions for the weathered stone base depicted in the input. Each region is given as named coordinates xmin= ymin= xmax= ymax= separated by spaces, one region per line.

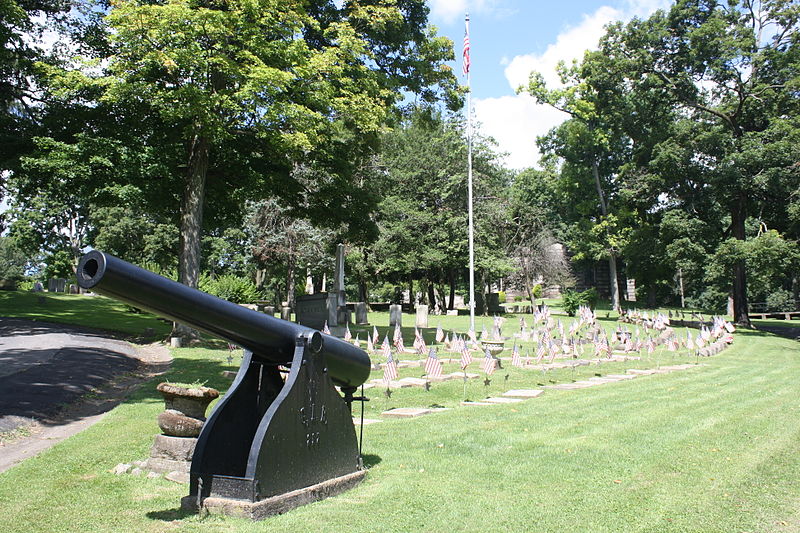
xmin=144 ymin=434 xmax=196 ymax=473
xmin=180 ymin=469 xmax=367 ymax=520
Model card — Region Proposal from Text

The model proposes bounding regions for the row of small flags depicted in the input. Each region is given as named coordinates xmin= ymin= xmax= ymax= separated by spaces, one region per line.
xmin=321 ymin=313 xmax=736 ymax=385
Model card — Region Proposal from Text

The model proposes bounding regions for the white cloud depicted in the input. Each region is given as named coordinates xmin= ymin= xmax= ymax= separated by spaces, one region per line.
xmin=486 ymin=0 xmax=670 ymax=169
xmin=474 ymin=94 xmax=568 ymax=170
xmin=504 ymin=5 xmax=622 ymax=91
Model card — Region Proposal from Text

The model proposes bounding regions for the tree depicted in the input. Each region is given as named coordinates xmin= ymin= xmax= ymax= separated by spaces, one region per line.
xmin=520 ymin=61 xmax=635 ymax=310
xmin=372 ymin=108 xmax=511 ymax=312
xmin=595 ymin=0 xmax=800 ymax=325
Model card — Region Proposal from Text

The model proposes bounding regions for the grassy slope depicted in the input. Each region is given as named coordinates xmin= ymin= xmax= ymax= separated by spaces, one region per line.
xmin=1 ymin=292 xmax=799 ymax=532
xmin=0 ymin=291 xmax=173 ymax=337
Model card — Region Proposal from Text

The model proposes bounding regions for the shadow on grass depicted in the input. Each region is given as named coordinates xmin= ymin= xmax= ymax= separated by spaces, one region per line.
xmin=362 ymin=454 xmax=382 ymax=468
xmin=146 ymin=507 xmax=195 ymax=522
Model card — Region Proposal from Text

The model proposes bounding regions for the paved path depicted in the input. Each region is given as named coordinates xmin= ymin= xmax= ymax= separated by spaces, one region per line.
xmin=0 ymin=318 xmax=171 ymax=473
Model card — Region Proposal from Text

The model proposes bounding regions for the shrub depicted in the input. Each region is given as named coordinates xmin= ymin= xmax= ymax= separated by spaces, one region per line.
xmin=561 ymin=288 xmax=599 ymax=316
xmin=532 ymin=284 xmax=543 ymax=299
xmin=686 ymin=287 xmax=728 ymax=314
xmin=766 ymin=289 xmax=796 ymax=312
xmin=200 ymin=274 xmax=262 ymax=304
xmin=513 ymin=295 xmax=523 ymax=302
xmin=497 ymin=291 xmax=506 ymax=304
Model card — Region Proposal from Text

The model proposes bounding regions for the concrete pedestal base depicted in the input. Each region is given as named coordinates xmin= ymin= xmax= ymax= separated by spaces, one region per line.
xmin=143 ymin=434 xmax=196 ymax=474
xmin=180 ymin=469 xmax=367 ymax=520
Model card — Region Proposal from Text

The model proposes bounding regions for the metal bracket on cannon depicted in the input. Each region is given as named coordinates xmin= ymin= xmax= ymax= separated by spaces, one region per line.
xmin=180 ymin=331 xmax=365 ymax=519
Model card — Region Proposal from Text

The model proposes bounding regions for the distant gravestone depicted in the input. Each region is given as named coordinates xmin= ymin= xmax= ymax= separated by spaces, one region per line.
xmin=55 ymin=278 xmax=67 ymax=292
xmin=262 ymin=305 xmax=275 ymax=316
xmin=69 ymin=284 xmax=79 ymax=294
xmin=280 ymin=306 xmax=292 ymax=321
xmin=415 ymin=305 xmax=428 ymax=328
xmin=48 ymin=278 xmax=57 ymax=292
xmin=389 ymin=304 xmax=402 ymax=327
xmin=295 ymin=293 xmax=329 ymax=330
xmin=355 ymin=302 xmax=369 ymax=325
xmin=33 ymin=281 xmax=44 ymax=292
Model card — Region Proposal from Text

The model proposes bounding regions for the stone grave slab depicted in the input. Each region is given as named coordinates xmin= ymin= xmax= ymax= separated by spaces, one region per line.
xmin=660 ymin=364 xmax=696 ymax=371
xmin=626 ymin=369 xmax=658 ymax=375
xmin=604 ymin=374 xmax=637 ymax=380
xmin=586 ymin=377 xmax=620 ymax=384
xmin=396 ymin=377 xmax=428 ymax=387
xmin=381 ymin=408 xmax=432 ymax=418
xmin=460 ymin=400 xmax=495 ymax=406
xmin=482 ymin=397 xmax=524 ymax=404
xmin=502 ymin=389 xmax=544 ymax=399
xmin=545 ymin=382 xmax=597 ymax=390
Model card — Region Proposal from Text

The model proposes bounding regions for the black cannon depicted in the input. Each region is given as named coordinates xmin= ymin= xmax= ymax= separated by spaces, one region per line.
xmin=76 ymin=251 xmax=371 ymax=518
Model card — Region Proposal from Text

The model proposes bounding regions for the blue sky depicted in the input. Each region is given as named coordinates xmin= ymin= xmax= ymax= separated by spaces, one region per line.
xmin=425 ymin=0 xmax=671 ymax=169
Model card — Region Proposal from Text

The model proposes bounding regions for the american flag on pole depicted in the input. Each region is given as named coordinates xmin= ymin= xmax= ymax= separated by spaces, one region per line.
xmin=344 ymin=323 xmax=352 ymax=342
xmin=322 ymin=321 xmax=330 ymax=335
xmin=511 ymin=342 xmax=522 ymax=368
xmin=482 ymin=348 xmax=496 ymax=376
xmin=366 ymin=334 xmax=374 ymax=352
xmin=463 ymin=14 xmax=471 ymax=76
xmin=393 ymin=324 xmax=406 ymax=352
xmin=373 ymin=326 xmax=380 ymax=345
xmin=435 ymin=323 xmax=444 ymax=343
xmin=413 ymin=327 xmax=427 ymax=355
xmin=424 ymin=347 xmax=442 ymax=379
xmin=383 ymin=338 xmax=397 ymax=382
xmin=460 ymin=342 xmax=472 ymax=369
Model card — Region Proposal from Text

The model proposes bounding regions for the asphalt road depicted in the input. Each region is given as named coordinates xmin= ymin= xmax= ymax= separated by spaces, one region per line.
xmin=0 ymin=318 xmax=140 ymax=432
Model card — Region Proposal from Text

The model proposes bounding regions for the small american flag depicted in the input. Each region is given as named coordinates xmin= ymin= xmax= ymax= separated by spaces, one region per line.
xmin=383 ymin=341 xmax=397 ymax=382
xmin=460 ymin=343 xmax=472 ymax=369
xmin=511 ymin=342 xmax=522 ymax=368
xmin=344 ymin=323 xmax=352 ymax=342
xmin=322 ymin=321 xmax=330 ymax=335
xmin=435 ymin=324 xmax=444 ymax=343
xmin=366 ymin=334 xmax=374 ymax=352
xmin=393 ymin=329 xmax=406 ymax=352
xmin=413 ymin=327 xmax=427 ymax=355
xmin=373 ymin=326 xmax=380 ymax=345
xmin=424 ymin=347 xmax=442 ymax=379
xmin=482 ymin=348 xmax=496 ymax=376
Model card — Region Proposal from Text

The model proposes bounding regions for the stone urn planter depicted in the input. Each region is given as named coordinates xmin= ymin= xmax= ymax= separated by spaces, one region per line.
xmin=156 ymin=382 xmax=219 ymax=437
xmin=481 ymin=339 xmax=505 ymax=357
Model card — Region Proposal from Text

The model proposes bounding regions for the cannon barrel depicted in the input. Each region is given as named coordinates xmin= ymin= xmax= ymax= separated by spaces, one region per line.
xmin=76 ymin=250 xmax=370 ymax=388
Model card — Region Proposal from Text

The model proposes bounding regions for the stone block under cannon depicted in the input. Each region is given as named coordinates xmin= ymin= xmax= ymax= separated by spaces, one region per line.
xmin=76 ymin=251 xmax=371 ymax=519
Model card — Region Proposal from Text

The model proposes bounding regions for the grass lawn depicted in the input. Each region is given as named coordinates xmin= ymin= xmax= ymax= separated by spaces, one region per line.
xmin=0 ymin=290 xmax=173 ymax=338
xmin=1 ymin=292 xmax=799 ymax=531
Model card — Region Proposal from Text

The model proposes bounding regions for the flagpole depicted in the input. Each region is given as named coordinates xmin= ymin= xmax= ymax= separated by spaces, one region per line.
xmin=465 ymin=12 xmax=475 ymax=334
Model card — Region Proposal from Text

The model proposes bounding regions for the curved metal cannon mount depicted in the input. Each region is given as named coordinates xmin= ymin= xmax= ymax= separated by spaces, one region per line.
xmin=77 ymin=251 xmax=371 ymax=519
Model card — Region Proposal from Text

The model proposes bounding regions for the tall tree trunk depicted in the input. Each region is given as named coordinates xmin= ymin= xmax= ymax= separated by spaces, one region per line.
xmin=608 ymin=253 xmax=621 ymax=311
xmin=174 ymin=133 xmax=208 ymax=338
xmin=427 ymin=278 xmax=436 ymax=311
xmin=448 ymin=269 xmax=456 ymax=310
xmin=591 ymin=159 xmax=620 ymax=311
xmin=525 ymin=275 xmax=534 ymax=307
xmin=286 ymin=246 xmax=296 ymax=311
xmin=647 ymin=282 xmax=657 ymax=308
xmin=358 ymin=278 xmax=368 ymax=305
xmin=178 ymin=133 xmax=208 ymax=289
xmin=731 ymin=195 xmax=751 ymax=326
